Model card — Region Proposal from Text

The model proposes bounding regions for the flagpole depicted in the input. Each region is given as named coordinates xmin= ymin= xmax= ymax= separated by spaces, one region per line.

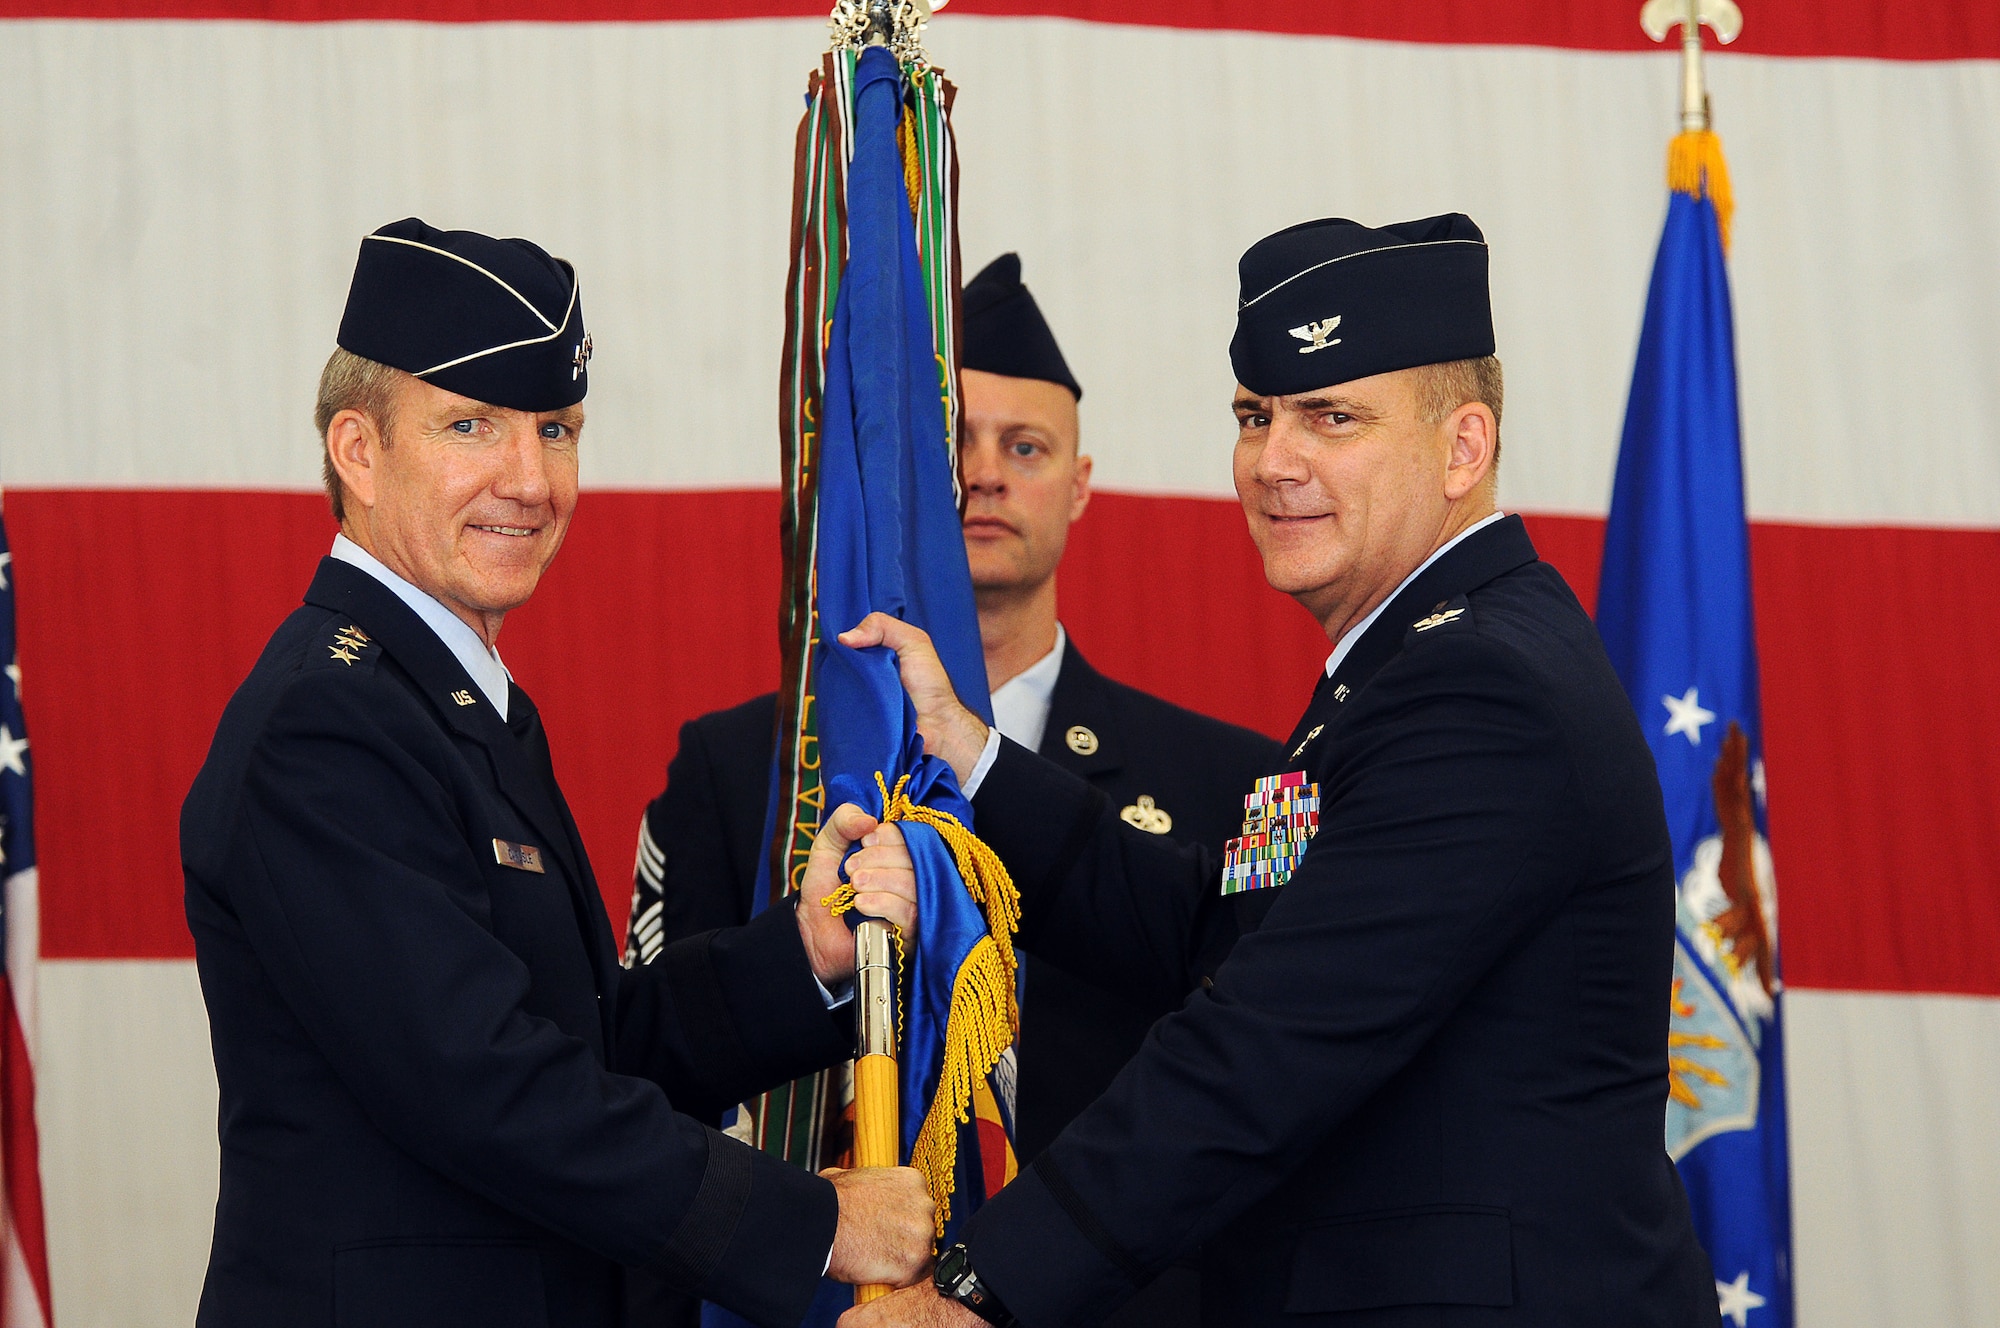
xmin=852 ymin=917 xmax=901 ymax=1301
xmin=1639 ymin=0 xmax=1742 ymax=132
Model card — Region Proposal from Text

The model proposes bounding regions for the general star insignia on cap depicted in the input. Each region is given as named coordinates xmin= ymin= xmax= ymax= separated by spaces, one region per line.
xmin=338 ymin=217 xmax=589 ymax=412
xmin=1232 ymin=213 xmax=1494 ymax=398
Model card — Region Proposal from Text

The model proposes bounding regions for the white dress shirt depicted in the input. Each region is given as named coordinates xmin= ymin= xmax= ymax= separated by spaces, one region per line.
xmin=989 ymin=623 xmax=1067 ymax=753
xmin=330 ymin=535 xmax=513 ymax=719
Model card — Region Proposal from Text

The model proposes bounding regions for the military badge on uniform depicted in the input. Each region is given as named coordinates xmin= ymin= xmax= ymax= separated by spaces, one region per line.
xmin=1411 ymin=607 xmax=1465 ymax=632
xmin=1219 ymin=772 xmax=1320 ymax=895
xmin=327 ymin=623 xmax=372 ymax=666
xmin=1064 ymin=725 xmax=1099 ymax=756
xmin=492 ymin=838 xmax=546 ymax=874
xmin=1290 ymin=723 xmax=1323 ymax=760
xmin=1119 ymin=795 xmax=1172 ymax=834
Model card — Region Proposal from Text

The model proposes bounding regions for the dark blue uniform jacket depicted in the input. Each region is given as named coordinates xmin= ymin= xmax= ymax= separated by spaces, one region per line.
xmin=625 ymin=642 xmax=1277 ymax=1328
xmin=961 ymin=518 xmax=1718 ymax=1328
xmin=182 ymin=558 xmax=849 ymax=1328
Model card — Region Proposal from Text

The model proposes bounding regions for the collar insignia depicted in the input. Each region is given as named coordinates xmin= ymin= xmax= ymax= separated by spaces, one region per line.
xmin=1412 ymin=607 xmax=1465 ymax=632
xmin=1065 ymin=725 xmax=1100 ymax=756
xmin=1290 ymin=723 xmax=1324 ymax=760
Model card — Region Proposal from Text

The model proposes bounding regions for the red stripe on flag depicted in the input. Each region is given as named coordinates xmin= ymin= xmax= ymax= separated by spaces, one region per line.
xmin=8 ymin=489 xmax=1999 ymax=998
xmin=0 ymin=0 xmax=1990 ymax=61
xmin=0 ymin=978 xmax=51 ymax=1328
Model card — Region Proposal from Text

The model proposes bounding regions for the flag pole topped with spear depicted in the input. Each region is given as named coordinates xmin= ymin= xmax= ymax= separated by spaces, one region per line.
xmin=766 ymin=0 xmax=1021 ymax=1310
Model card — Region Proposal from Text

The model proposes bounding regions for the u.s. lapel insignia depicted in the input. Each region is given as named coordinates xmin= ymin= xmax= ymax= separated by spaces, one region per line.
xmin=1065 ymin=725 xmax=1100 ymax=756
xmin=1290 ymin=723 xmax=1324 ymax=760
xmin=449 ymin=690 xmax=477 ymax=707
xmin=1412 ymin=607 xmax=1465 ymax=632
xmin=492 ymin=838 xmax=546 ymax=874
xmin=1332 ymin=684 xmax=1350 ymax=702
xmin=1119 ymin=795 xmax=1173 ymax=834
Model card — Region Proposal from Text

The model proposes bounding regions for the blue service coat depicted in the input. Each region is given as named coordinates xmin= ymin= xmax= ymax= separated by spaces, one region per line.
xmin=182 ymin=558 xmax=848 ymax=1328
xmin=961 ymin=517 xmax=1718 ymax=1327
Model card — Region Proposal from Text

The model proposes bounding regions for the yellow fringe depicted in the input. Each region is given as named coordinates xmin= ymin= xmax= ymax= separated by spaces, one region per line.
xmin=1668 ymin=129 xmax=1734 ymax=254
xmin=819 ymin=773 xmax=1023 ymax=1238
xmin=896 ymin=111 xmax=923 ymax=221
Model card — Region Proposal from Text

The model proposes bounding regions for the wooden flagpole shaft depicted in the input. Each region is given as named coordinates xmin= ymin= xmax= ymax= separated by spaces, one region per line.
xmin=852 ymin=919 xmax=901 ymax=1305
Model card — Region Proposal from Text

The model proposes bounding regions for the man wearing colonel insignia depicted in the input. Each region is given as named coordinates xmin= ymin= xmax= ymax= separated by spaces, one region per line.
xmin=839 ymin=215 xmax=1717 ymax=1327
xmin=180 ymin=219 xmax=937 ymax=1328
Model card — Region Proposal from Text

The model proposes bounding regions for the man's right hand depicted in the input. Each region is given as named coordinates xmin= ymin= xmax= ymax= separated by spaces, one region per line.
xmin=838 ymin=614 xmax=990 ymax=785
xmin=821 ymin=1165 xmax=935 ymax=1288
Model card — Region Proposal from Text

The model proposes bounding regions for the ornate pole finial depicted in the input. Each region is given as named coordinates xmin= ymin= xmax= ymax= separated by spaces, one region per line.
xmin=830 ymin=0 xmax=950 ymax=65
xmin=1641 ymin=0 xmax=1743 ymax=132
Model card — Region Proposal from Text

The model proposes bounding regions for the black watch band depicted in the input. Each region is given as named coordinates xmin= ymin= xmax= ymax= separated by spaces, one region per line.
xmin=934 ymin=1242 xmax=1014 ymax=1328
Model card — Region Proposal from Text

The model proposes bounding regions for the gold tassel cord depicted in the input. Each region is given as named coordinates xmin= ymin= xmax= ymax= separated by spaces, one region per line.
xmin=1668 ymin=128 xmax=1734 ymax=254
xmin=820 ymin=772 xmax=1023 ymax=1236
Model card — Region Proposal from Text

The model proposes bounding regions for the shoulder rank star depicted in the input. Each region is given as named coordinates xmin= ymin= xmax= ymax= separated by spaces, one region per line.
xmin=1119 ymin=795 xmax=1173 ymax=834
xmin=1411 ymin=607 xmax=1465 ymax=632
xmin=328 ymin=623 xmax=372 ymax=666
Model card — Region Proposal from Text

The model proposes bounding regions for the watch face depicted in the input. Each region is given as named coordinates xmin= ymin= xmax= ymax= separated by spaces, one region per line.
xmin=935 ymin=1244 xmax=971 ymax=1292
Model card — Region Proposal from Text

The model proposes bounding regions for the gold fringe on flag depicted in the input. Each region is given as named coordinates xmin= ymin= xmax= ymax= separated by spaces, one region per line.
xmin=821 ymin=772 xmax=1022 ymax=1236
xmin=1668 ymin=129 xmax=1734 ymax=253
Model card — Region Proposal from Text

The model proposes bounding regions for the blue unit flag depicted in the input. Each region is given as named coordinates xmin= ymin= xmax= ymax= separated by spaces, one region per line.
xmin=1595 ymin=136 xmax=1794 ymax=1328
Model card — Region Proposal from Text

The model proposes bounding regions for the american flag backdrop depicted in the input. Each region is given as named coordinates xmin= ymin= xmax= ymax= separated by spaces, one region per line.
xmin=0 ymin=3 xmax=1996 ymax=1326
xmin=0 ymin=499 xmax=52 ymax=1328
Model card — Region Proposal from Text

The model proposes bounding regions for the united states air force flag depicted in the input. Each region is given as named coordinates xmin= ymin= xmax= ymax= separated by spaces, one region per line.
xmin=1595 ymin=132 xmax=1793 ymax=1328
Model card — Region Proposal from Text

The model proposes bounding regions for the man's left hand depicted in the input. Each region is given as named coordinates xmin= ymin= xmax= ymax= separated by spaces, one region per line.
xmin=837 ymin=1281 xmax=986 ymax=1328
xmin=797 ymin=803 xmax=916 ymax=984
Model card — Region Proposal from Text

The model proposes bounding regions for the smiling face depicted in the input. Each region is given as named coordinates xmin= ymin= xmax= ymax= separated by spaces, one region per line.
xmin=326 ymin=370 xmax=583 ymax=643
xmin=1232 ymin=367 xmax=1495 ymax=639
xmin=958 ymin=367 xmax=1090 ymax=601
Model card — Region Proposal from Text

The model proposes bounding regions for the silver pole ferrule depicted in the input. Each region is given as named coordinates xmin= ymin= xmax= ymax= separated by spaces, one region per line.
xmin=855 ymin=920 xmax=897 ymax=1057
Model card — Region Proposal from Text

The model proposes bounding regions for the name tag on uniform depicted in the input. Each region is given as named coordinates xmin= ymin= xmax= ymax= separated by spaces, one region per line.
xmin=1219 ymin=772 xmax=1320 ymax=896
xmin=492 ymin=838 xmax=546 ymax=874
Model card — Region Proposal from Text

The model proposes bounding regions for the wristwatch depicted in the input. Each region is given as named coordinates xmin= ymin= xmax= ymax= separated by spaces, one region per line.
xmin=934 ymin=1242 xmax=1015 ymax=1328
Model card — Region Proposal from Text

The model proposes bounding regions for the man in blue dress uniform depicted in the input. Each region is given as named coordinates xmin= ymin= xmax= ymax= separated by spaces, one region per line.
xmin=836 ymin=216 xmax=1718 ymax=1328
xmin=181 ymin=219 xmax=935 ymax=1328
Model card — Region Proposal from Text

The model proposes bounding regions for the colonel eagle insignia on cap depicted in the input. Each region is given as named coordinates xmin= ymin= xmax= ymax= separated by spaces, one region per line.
xmin=337 ymin=217 xmax=590 ymax=413
xmin=1290 ymin=317 xmax=1342 ymax=353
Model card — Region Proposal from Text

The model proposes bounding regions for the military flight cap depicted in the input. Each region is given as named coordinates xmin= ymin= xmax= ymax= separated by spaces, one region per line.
xmin=963 ymin=253 xmax=1081 ymax=400
xmin=337 ymin=217 xmax=591 ymax=412
xmin=1230 ymin=213 xmax=1493 ymax=398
